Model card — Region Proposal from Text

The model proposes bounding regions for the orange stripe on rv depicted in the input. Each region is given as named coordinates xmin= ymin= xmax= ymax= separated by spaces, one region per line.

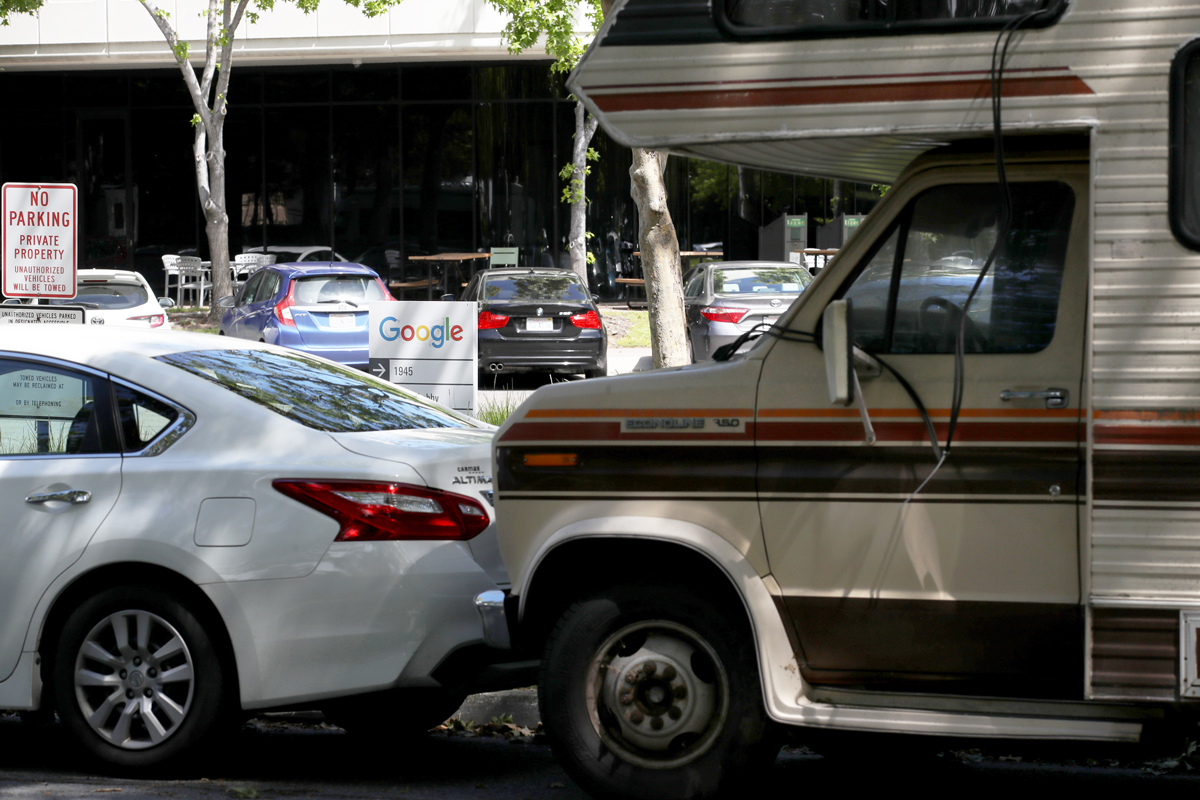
xmin=592 ymin=75 xmax=1094 ymax=114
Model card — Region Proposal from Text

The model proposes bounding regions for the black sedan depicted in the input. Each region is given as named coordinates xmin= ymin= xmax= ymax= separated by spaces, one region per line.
xmin=683 ymin=261 xmax=813 ymax=361
xmin=462 ymin=268 xmax=607 ymax=379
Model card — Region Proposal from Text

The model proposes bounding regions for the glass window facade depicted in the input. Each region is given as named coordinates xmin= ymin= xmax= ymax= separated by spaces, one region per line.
xmin=720 ymin=0 xmax=1065 ymax=37
xmin=0 ymin=62 xmax=878 ymax=300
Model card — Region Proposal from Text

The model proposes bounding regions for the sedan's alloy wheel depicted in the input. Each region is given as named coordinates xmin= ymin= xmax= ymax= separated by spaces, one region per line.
xmin=73 ymin=609 xmax=195 ymax=750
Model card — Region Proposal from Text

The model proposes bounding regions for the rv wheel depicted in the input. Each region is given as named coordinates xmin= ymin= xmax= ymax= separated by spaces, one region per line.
xmin=540 ymin=585 xmax=777 ymax=800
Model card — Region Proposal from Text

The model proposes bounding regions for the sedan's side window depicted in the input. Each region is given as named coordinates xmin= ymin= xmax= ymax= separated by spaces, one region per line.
xmin=685 ymin=270 xmax=706 ymax=297
xmin=841 ymin=181 xmax=1075 ymax=355
xmin=114 ymin=384 xmax=182 ymax=452
xmin=0 ymin=360 xmax=119 ymax=455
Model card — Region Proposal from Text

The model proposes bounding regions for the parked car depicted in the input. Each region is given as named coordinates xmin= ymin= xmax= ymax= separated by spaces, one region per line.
xmin=0 ymin=328 xmax=512 ymax=767
xmin=683 ymin=261 xmax=812 ymax=361
xmin=45 ymin=269 xmax=175 ymax=329
xmin=243 ymin=245 xmax=348 ymax=263
xmin=217 ymin=263 xmax=394 ymax=370
xmin=461 ymin=267 xmax=607 ymax=379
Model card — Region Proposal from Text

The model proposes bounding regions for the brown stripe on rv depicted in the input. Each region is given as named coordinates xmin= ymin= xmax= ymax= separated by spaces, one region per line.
xmin=786 ymin=597 xmax=1082 ymax=699
xmin=1094 ymin=451 xmax=1200 ymax=502
xmin=592 ymin=75 xmax=1094 ymax=114
xmin=1091 ymin=608 xmax=1178 ymax=701
xmin=759 ymin=446 xmax=1080 ymax=497
xmin=496 ymin=445 xmax=758 ymax=494
xmin=756 ymin=420 xmax=1081 ymax=444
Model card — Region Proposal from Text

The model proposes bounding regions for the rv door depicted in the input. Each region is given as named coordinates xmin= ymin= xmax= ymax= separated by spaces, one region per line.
xmin=757 ymin=160 xmax=1089 ymax=699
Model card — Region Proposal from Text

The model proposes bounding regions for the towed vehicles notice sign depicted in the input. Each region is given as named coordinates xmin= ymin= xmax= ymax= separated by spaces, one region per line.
xmin=2 ymin=182 xmax=77 ymax=299
xmin=0 ymin=305 xmax=85 ymax=324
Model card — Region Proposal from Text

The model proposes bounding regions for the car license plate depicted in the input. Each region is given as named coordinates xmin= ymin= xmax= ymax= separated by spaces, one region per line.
xmin=526 ymin=317 xmax=554 ymax=332
xmin=329 ymin=314 xmax=355 ymax=328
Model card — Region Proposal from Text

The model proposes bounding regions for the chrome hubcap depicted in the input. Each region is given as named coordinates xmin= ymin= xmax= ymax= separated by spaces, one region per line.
xmin=586 ymin=620 xmax=727 ymax=769
xmin=73 ymin=610 xmax=194 ymax=750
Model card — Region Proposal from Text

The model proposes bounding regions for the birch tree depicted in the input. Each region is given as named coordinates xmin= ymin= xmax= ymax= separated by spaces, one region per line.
xmin=485 ymin=0 xmax=603 ymax=286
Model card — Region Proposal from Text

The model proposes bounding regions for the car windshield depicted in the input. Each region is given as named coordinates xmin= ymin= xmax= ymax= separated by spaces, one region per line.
xmin=46 ymin=282 xmax=149 ymax=309
xmin=713 ymin=267 xmax=811 ymax=294
xmin=157 ymin=349 xmax=475 ymax=432
xmin=292 ymin=275 xmax=386 ymax=305
xmin=484 ymin=274 xmax=589 ymax=302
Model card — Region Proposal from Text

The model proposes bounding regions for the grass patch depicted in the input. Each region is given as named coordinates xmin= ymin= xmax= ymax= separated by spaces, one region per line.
xmin=604 ymin=309 xmax=651 ymax=348
xmin=475 ymin=392 xmax=525 ymax=426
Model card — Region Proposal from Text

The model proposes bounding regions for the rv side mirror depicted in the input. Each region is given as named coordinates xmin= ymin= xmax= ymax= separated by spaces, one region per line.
xmin=822 ymin=299 xmax=854 ymax=406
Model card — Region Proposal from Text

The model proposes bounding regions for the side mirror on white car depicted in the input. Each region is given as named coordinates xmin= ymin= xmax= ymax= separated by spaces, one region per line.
xmin=822 ymin=299 xmax=855 ymax=406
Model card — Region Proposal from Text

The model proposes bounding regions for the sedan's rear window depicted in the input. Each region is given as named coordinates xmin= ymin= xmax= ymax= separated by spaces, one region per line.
xmin=47 ymin=282 xmax=148 ymax=310
xmin=157 ymin=349 xmax=473 ymax=432
xmin=713 ymin=267 xmax=811 ymax=294
xmin=484 ymin=274 xmax=588 ymax=303
xmin=293 ymin=275 xmax=386 ymax=306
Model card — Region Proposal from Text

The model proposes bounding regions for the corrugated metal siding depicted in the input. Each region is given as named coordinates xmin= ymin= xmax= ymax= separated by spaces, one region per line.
xmin=1091 ymin=607 xmax=1178 ymax=700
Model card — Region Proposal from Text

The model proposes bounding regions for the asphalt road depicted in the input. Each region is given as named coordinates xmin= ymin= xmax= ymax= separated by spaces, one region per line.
xmin=4 ymin=713 xmax=1200 ymax=800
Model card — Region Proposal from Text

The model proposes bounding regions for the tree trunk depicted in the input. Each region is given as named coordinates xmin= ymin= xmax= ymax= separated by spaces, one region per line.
xmin=629 ymin=148 xmax=688 ymax=368
xmin=202 ymin=122 xmax=231 ymax=321
xmin=567 ymin=100 xmax=599 ymax=284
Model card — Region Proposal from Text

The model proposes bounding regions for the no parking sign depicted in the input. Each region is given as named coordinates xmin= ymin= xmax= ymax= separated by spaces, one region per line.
xmin=2 ymin=183 xmax=77 ymax=299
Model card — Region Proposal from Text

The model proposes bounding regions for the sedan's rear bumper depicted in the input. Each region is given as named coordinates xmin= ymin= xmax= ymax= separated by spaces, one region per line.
xmin=479 ymin=335 xmax=606 ymax=373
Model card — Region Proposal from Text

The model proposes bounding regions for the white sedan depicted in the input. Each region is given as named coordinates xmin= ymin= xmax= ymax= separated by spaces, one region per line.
xmin=43 ymin=269 xmax=175 ymax=329
xmin=0 ymin=329 xmax=512 ymax=767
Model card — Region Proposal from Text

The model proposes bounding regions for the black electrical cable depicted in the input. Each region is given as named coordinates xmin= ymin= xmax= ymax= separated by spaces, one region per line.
xmin=943 ymin=7 xmax=1045 ymax=454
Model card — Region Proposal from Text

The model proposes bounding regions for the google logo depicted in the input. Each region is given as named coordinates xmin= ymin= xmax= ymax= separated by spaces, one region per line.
xmin=379 ymin=316 xmax=464 ymax=348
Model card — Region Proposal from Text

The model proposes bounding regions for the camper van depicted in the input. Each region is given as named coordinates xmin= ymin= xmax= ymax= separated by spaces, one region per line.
xmin=481 ymin=1 xmax=1200 ymax=798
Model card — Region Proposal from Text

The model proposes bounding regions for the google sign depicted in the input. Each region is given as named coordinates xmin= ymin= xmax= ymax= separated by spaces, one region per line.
xmin=369 ymin=302 xmax=478 ymax=414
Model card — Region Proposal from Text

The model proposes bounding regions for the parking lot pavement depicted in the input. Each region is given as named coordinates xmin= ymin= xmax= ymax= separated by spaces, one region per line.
xmin=4 ymin=711 xmax=1200 ymax=800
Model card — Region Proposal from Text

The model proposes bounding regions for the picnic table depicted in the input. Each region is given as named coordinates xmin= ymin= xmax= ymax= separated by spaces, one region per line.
xmin=394 ymin=252 xmax=491 ymax=300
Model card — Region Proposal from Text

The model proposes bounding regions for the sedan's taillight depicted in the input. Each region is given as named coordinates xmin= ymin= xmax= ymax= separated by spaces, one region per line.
xmin=275 ymin=282 xmax=297 ymax=327
xmin=129 ymin=314 xmax=165 ymax=328
xmin=700 ymin=306 xmax=750 ymax=324
xmin=273 ymin=480 xmax=490 ymax=541
xmin=478 ymin=310 xmax=510 ymax=330
xmin=570 ymin=310 xmax=602 ymax=329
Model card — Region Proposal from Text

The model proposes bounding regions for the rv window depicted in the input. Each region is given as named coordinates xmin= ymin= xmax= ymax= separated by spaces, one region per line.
xmin=1170 ymin=39 xmax=1200 ymax=251
xmin=719 ymin=0 xmax=1065 ymax=38
xmin=841 ymin=181 xmax=1074 ymax=355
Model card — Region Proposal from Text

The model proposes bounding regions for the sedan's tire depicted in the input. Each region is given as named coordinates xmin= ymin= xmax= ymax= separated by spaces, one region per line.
xmin=540 ymin=584 xmax=778 ymax=800
xmin=324 ymin=689 xmax=466 ymax=738
xmin=53 ymin=586 xmax=227 ymax=769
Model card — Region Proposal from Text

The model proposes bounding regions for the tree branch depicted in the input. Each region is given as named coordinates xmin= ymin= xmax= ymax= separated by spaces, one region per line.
xmin=139 ymin=0 xmax=210 ymax=125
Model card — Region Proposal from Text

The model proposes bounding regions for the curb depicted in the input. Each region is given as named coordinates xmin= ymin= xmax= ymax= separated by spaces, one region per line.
xmin=450 ymin=688 xmax=540 ymax=728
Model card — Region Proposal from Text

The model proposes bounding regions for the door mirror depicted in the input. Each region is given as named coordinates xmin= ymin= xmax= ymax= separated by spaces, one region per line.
xmin=216 ymin=295 xmax=235 ymax=309
xmin=822 ymin=299 xmax=854 ymax=406
xmin=440 ymin=293 xmax=455 ymax=302
xmin=158 ymin=297 xmax=176 ymax=309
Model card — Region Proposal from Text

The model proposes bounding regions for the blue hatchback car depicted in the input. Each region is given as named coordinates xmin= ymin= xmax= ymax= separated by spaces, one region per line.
xmin=217 ymin=263 xmax=394 ymax=369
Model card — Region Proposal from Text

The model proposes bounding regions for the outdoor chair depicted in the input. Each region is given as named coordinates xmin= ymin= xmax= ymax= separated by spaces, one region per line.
xmin=175 ymin=256 xmax=211 ymax=307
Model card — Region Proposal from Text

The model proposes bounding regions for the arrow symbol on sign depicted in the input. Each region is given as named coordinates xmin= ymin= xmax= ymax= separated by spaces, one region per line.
xmin=372 ymin=362 xmax=386 ymax=378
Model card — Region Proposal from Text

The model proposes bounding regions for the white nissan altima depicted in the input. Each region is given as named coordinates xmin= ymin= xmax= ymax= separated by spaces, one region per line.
xmin=0 ymin=328 xmax=516 ymax=768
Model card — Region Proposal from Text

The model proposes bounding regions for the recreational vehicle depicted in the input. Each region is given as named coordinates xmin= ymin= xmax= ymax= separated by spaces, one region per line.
xmin=482 ymin=1 xmax=1200 ymax=797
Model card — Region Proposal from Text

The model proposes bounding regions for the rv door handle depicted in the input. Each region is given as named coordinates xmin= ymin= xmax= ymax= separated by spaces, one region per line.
xmin=1000 ymin=388 xmax=1069 ymax=409
xmin=25 ymin=489 xmax=92 ymax=505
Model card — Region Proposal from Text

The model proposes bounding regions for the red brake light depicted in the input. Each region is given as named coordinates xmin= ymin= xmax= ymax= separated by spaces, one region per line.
xmin=273 ymin=480 xmax=490 ymax=542
xmin=700 ymin=306 xmax=750 ymax=324
xmin=375 ymin=277 xmax=395 ymax=302
xmin=129 ymin=313 xmax=165 ymax=328
xmin=569 ymin=310 xmax=602 ymax=329
xmin=274 ymin=281 xmax=297 ymax=327
xmin=478 ymin=310 xmax=510 ymax=330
